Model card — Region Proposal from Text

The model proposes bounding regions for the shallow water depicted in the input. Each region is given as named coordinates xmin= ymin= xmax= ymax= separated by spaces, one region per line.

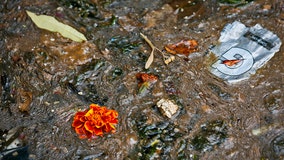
xmin=0 ymin=0 xmax=284 ymax=159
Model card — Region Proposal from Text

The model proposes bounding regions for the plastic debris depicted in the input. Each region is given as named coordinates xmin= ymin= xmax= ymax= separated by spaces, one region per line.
xmin=156 ymin=99 xmax=179 ymax=118
xmin=0 ymin=127 xmax=28 ymax=160
xmin=209 ymin=21 xmax=282 ymax=83
xmin=218 ymin=0 xmax=254 ymax=5
xmin=0 ymin=146 xmax=29 ymax=160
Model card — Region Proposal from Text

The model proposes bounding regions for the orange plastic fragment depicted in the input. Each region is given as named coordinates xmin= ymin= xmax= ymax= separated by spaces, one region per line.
xmin=165 ymin=40 xmax=198 ymax=56
xmin=222 ymin=59 xmax=242 ymax=66
xmin=72 ymin=104 xmax=118 ymax=139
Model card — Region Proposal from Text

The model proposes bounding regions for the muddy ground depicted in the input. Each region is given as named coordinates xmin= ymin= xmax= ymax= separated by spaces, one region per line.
xmin=0 ymin=0 xmax=284 ymax=159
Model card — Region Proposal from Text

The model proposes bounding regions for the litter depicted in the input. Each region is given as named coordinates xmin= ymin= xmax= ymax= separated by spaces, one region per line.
xmin=209 ymin=21 xmax=282 ymax=83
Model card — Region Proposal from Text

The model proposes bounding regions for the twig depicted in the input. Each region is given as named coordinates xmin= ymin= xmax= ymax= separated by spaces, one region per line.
xmin=140 ymin=33 xmax=155 ymax=69
xmin=140 ymin=33 xmax=155 ymax=50
xmin=140 ymin=33 xmax=175 ymax=69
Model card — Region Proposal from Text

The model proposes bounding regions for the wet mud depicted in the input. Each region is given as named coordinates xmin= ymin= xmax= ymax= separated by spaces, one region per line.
xmin=0 ymin=0 xmax=284 ymax=159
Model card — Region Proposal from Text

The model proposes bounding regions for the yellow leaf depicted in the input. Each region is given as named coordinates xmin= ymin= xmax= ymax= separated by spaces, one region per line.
xmin=140 ymin=33 xmax=155 ymax=69
xmin=138 ymin=82 xmax=150 ymax=94
xmin=145 ymin=49 xmax=154 ymax=69
xmin=26 ymin=10 xmax=87 ymax=42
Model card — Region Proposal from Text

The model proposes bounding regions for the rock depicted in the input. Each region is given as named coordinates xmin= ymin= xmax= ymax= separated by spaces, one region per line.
xmin=156 ymin=98 xmax=179 ymax=118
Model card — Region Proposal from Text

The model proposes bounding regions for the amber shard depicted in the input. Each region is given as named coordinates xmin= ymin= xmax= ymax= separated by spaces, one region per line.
xmin=165 ymin=40 xmax=198 ymax=56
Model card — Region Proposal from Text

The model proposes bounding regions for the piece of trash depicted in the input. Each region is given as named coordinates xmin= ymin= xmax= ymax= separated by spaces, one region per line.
xmin=165 ymin=40 xmax=198 ymax=56
xmin=0 ymin=127 xmax=28 ymax=159
xmin=218 ymin=0 xmax=254 ymax=5
xmin=72 ymin=104 xmax=118 ymax=139
xmin=209 ymin=21 xmax=282 ymax=83
xmin=26 ymin=10 xmax=87 ymax=42
xmin=0 ymin=146 xmax=29 ymax=160
xmin=221 ymin=59 xmax=243 ymax=66
xmin=136 ymin=73 xmax=158 ymax=94
xmin=156 ymin=98 xmax=179 ymax=118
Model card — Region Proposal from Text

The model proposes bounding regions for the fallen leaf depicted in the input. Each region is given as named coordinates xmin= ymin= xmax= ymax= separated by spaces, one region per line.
xmin=136 ymin=73 xmax=158 ymax=94
xmin=145 ymin=49 xmax=154 ymax=69
xmin=140 ymin=33 xmax=175 ymax=68
xmin=136 ymin=73 xmax=158 ymax=84
xmin=26 ymin=10 xmax=87 ymax=42
xmin=18 ymin=90 xmax=33 ymax=112
xmin=140 ymin=33 xmax=155 ymax=69
xmin=165 ymin=40 xmax=198 ymax=56
xmin=138 ymin=82 xmax=150 ymax=94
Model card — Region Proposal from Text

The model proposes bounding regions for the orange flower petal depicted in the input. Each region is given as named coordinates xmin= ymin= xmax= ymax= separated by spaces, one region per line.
xmin=92 ymin=127 xmax=103 ymax=136
xmin=85 ymin=108 xmax=94 ymax=118
xmin=103 ymin=123 xmax=116 ymax=133
xmin=90 ymin=104 xmax=100 ymax=110
xmin=109 ymin=119 xmax=118 ymax=124
xmin=79 ymin=135 xmax=88 ymax=139
xmin=74 ymin=111 xmax=86 ymax=119
xmin=84 ymin=121 xmax=94 ymax=133
xmin=75 ymin=127 xmax=85 ymax=135
xmin=72 ymin=119 xmax=83 ymax=128
xmin=94 ymin=120 xmax=104 ymax=128
xmin=82 ymin=127 xmax=93 ymax=139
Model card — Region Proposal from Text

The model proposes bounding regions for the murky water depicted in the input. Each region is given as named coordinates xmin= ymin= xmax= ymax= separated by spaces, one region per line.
xmin=0 ymin=0 xmax=284 ymax=159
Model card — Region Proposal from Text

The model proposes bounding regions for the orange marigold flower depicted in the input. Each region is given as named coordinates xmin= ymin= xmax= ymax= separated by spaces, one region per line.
xmin=72 ymin=104 xmax=118 ymax=139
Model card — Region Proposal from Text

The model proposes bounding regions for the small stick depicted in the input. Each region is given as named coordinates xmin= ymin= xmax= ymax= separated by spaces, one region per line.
xmin=140 ymin=33 xmax=175 ymax=68
xmin=140 ymin=33 xmax=155 ymax=50
xmin=140 ymin=33 xmax=155 ymax=69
